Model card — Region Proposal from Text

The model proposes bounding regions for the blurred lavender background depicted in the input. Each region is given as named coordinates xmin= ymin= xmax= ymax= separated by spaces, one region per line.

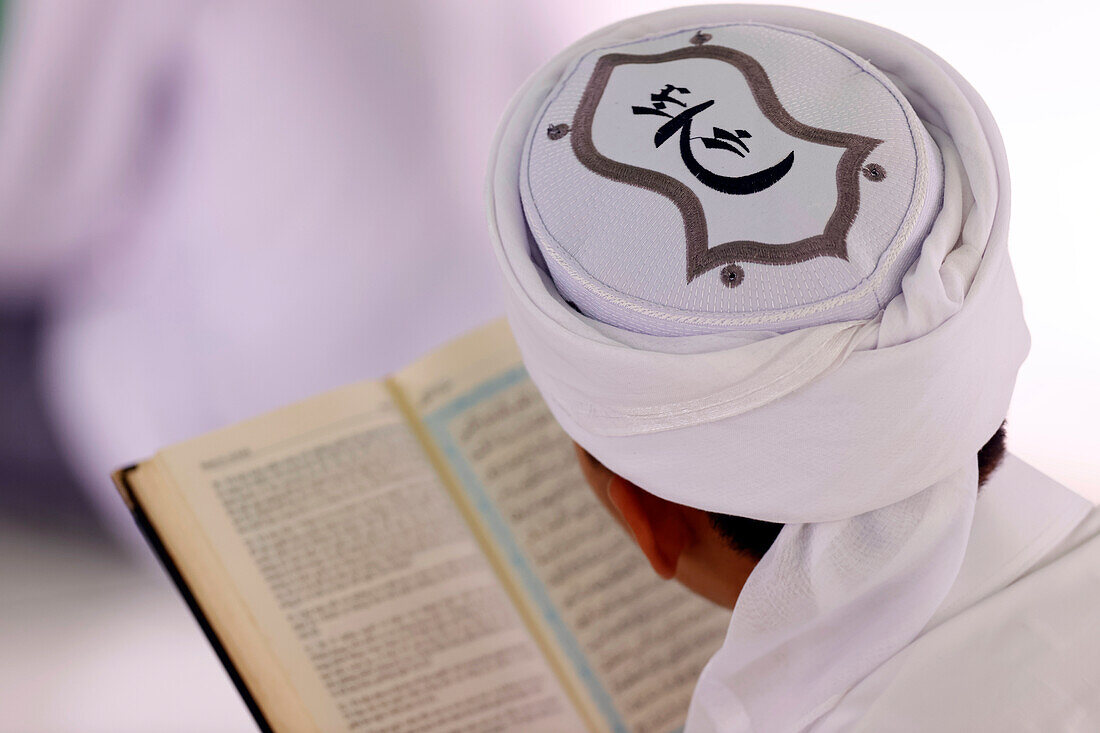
xmin=0 ymin=1 xmax=1096 ymax=731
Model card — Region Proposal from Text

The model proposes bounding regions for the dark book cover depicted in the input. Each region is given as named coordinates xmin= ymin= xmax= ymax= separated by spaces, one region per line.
xmin=112 ymin=466 xmax=274 ymax=733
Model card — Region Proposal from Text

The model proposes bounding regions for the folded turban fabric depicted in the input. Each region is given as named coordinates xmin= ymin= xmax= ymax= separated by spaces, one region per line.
xmin=487 ymin=5 xmax=1029 ymax=731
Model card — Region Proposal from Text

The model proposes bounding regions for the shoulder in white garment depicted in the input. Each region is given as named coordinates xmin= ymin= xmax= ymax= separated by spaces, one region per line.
xmin=818 ymin=455 xmax=1100 ymax=732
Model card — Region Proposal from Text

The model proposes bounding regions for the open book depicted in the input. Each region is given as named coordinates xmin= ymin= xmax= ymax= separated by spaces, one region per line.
xmin=114 ymin=320 xmax=732 ymax=733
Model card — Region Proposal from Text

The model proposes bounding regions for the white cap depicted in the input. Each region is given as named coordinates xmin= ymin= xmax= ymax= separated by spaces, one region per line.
xmin=520 ymin=22 xmax=943 ymax=336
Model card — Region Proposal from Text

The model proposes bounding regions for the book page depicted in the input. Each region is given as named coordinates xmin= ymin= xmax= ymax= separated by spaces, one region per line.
xmin=141 ymin=379 xmax=585 ymax=733
xmin=394 ymin=321 xmax=732 ymax=733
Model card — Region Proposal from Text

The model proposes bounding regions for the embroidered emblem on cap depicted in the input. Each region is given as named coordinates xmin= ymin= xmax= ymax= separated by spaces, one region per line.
xmin=571 ymin=43 xmax=882 ymax=287
xmin=521 ymin=23 xmax=940 ymax=335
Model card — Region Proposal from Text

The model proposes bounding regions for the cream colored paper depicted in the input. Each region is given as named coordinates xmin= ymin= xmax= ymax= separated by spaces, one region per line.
xmin=146 ymin=379 xmax=583 ymax=733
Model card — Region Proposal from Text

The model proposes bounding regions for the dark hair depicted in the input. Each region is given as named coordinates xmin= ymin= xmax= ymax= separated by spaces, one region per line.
xmin=708 ymin=421 xmax=1009 ymax=560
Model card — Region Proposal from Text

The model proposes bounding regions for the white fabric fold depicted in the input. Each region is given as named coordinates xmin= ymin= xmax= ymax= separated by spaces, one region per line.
xmin=486 ymin=5 xmax=1028 ymax=731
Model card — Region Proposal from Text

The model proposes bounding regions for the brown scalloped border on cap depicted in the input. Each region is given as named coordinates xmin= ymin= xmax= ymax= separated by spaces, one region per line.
xmin=570 ymin=43 xmax=883 ymax=284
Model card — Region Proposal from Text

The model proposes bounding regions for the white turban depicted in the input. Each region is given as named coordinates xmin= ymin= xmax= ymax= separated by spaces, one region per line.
xmin=487 ymin=5 xmax=1026 ymax=731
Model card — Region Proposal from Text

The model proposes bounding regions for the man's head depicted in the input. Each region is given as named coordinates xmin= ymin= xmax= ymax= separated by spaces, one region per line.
xmin=517 ymin=23 xmax=953 ymax=609
xmin=491 ymin=9 xmax=1027 ymax=725
xmin=575 ymin=422 xmax=1008 ymax=609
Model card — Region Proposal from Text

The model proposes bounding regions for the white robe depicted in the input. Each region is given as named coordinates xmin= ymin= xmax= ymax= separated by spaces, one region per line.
xmin=813 ymin=455 xmax=1100 ymax=731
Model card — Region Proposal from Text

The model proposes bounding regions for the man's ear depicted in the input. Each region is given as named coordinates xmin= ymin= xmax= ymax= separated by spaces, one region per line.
xmin=607 ymin=474 xmax=691 ymax=579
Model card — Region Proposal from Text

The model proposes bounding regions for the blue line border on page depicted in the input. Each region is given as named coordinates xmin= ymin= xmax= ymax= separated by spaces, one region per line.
xmin=424 ymin=366 xmax=630 ymax=733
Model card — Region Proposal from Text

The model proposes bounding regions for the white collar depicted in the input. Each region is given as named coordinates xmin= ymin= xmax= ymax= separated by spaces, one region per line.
xmin=926 ymin=453 xmax=1092 ymax=629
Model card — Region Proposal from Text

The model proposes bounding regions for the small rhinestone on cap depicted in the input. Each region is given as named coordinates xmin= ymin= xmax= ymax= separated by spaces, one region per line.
xmin=720 ymin=264 xmax=745 ymax=288
xmin=546 ymin=123 xmax=570 ymax=140
xmin=862 ymin=163 xmax=886 ymax=182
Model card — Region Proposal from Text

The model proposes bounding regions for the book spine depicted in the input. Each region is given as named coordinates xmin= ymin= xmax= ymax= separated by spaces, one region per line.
xmin=111 ymin=466 xmax=275 ymax=733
